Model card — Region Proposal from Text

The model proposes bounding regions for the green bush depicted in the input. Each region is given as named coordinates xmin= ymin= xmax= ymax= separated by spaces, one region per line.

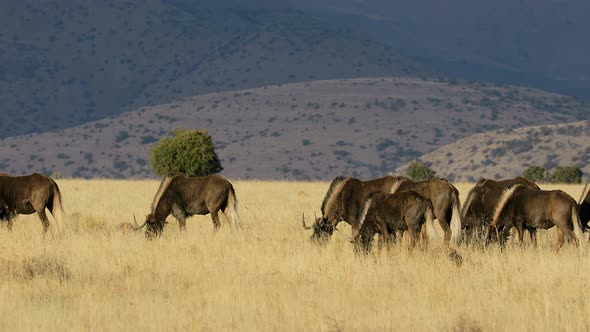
xmin=407 ymin=161 xmax=436 ymax=181
xmin=523 ymin=165 xmax=545 ymax=182
xmin=151 ymin=129 xmax=223 ymax=177
xmin=548 ymin=166 xmax=583 ymax=184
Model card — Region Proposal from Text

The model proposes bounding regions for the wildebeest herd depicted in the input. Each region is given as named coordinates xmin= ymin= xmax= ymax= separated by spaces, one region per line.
xmin=0 ymin=172 xmax=589 ymax=252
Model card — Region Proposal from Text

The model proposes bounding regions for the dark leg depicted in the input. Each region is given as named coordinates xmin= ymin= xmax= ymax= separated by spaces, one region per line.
xmin=557 ymin=223 xmax=578 ymax=248
xmin=498 ymin=226 xmax=511 ymax=248
xmin=396 ymin=230 xmax=405 ymax=248
xmin=210 ymin=210 xmax=221 ymax=230
xmin=528 ymin=228 xmax=537 ymax=248
xmin=556 ymin=229 xmax=566 ymax=252
xmin=435 ymin=211 xmax=451 ymax=244
xmin=375 ymin=220 xmax=390 ymax=251
xmin=177 ymin=216 xmax=187 ymax=231
xmin=407 ymin=226 xmax=418 ymax=251
xmin=420 ymin=223 xmax=428 ymax=250
xmin=516 ymin=225 xmax=525 ymax=247
xmin=37 ymin=210 xmax=50 ymax=233
xmin=172 ymin=206 xmax=187 ymax=231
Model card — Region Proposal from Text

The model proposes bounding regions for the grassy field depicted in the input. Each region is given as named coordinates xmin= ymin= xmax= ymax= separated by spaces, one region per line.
xmin=0 ymin=180 xmax=588 ymax=331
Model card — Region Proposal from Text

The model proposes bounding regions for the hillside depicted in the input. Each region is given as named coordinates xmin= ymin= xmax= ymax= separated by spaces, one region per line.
xmin=0 ymin=0 xmax=419 ymax=138
xmin=0 ymin=77 xmax=587 ymax=180
xmin=397 ymin=121 xmax=590 ymax=182
xmin=296 ymin=0 xmax=590 ymax=99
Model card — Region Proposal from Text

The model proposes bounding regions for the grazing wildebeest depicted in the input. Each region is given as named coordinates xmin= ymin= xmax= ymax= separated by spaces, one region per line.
xmin=0 ymin=173 xmax=65 ymax=233
xmin=578 ymin=184 xmax=590 ymax=231
xmin=301 ymin=175 xmax=398 ymax=244
xmin=461 ymin=177 xmax=540 ymax=244
xmin=133 ymin=174 xmax=240 ymax=238
xmin=487 ymin=185 xmax=584 ymax=251
xmin=351 ymin=190 xmax=436 ymax=252
xmin=391 ymin=177 xmax=462 ymax=244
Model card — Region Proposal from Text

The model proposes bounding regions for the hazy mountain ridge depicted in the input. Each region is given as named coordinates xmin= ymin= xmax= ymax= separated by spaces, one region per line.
xmin=397 ymin=120 xmax=590 ymax=182
xmin=293 ymin=0 xmax=590 ymax=99
xmin=0 ymin=77 xmax=586 ymax=180
xmin=0 ymin=0 xmax=420 ymax=138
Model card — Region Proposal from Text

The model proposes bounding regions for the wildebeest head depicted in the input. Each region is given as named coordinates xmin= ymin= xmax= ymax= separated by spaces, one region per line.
xmin=302 ymin=213 xmax=336 ymax=245
xmin=144 ymin=213 xmax=167 ymax=238
xmin=128 ymin=214 xmax=165 ymax=239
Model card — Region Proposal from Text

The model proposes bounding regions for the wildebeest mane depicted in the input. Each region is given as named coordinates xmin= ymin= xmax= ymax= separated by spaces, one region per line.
xmin=389 ymin=178 xmax=406 ymax=194
xmin=321 ymin=176 xmax=350 ymax=215
xmin=491 ymin=185 xmax=523 ymax=227
xmin=357 ymin=191 xmax=382 ymax=230
xmin=151 ymin=176 xmax=175 ymax=212
xmin=461 ymin=183 xmax=481 ymax=221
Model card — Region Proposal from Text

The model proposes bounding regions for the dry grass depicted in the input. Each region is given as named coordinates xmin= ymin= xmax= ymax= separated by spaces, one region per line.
xmin=0 ymin=180 xmax=588 ymax=331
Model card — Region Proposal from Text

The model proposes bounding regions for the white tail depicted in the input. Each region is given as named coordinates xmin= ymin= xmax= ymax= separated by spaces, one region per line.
xmin=571 ymin=205 xmax=584 ymax=247
xmin=425 ymin=205 xmax=439 ymax=241
xmin=224 ymin=187 xmax=241 ymax=229
xmin=50 ymin=180 xmax=66 ymax=234
xmin=450 ymin=195 xmax=462 ymax=245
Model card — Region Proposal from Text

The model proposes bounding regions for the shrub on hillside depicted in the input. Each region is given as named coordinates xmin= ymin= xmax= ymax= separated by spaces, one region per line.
xmin=151 ymin=129 xmax=222 ymax=177
xmin=523 ymin=165 xmax=546 ymax=182
xmin=547 ymin=166 xmax=583 ymax=184
xmin=407 ymin=161 xmax=436 ymax=181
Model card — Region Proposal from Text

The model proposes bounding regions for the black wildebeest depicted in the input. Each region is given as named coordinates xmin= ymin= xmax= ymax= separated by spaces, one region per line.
xmin=0 ymin=173 xmax=65 ymax=233
xmin=301 ymin=175 xmax=398 ymax=243
xmin=487 ymin=185 xmax=584 ymax=251
xmin=578 ymin=184 xmax=590 ymax=231
xmin=351 ymin=190 xmax=436 ymax=252
xmin=461 ymin=177 xmax=540 ymax=244
xmin=390 ymin=177 xmax=462 ymax=244
xmin=134 ymin=174 xmax=240 ymax=238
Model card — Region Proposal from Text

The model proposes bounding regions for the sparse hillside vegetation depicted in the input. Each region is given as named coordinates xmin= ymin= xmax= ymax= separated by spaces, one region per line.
xmin=401 ymin=121 xmax=590 ymax=182
xmin=0 ymin=78 xmax=587 ymax=179
xmin=0 ymin=0 xmax=421 ymax=138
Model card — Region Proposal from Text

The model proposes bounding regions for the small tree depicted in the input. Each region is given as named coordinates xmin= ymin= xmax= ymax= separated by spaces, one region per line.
xmin=523 ymin=165 xmax=545 ymax=182
xmin=548 ymin=166 xmax=583 ymax=184
xmin=151 ymin=129 xmax=223 ymax=177
xmin=407 ymin=161 xmax=436 ymax=181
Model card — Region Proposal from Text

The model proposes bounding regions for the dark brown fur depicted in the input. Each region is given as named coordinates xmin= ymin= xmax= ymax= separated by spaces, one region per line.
xmin=352 ymin=191 xmax=433 ymax=252
xmin=0 ymin=173 xmax=65 ymax=233
xmin=461 ymin=177 xmax=540 ymax=244
xmin=303 ymin=175 xmax=398 ymax=243
xmin=140 ymin=174 xmax=240 ymax=237
xmin=578 ymin=184 xmax=590 ymax=231
xmin=393 ymin=177 xmax=462 ymax=244
xmin=488 ymin=186 xmax=584 ymax=251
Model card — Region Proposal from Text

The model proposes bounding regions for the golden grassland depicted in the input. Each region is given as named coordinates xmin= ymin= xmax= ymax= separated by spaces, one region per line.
xmin=0 ymin=180 xmax=589 ymax=331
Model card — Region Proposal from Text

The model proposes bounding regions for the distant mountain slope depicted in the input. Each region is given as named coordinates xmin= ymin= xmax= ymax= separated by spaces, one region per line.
xmin=0 ymin=77 xmax=587 ymax=179
xmin=294 ymin=0 xmax=590 ymax=99
xmin=397 ymin=121 xmax=590 ymax=182
xmin=0 ymin=0 xmax=420 ymax=138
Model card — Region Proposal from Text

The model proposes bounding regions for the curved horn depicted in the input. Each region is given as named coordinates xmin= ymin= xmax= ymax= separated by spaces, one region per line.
xmin=302 ymin=213 xmax=312 ymax=230
xmin=132 ymin=215 xmax=147 ymax=230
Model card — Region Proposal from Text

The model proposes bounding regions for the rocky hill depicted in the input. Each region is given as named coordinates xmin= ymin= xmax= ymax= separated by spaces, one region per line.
xmin=0 ymin=77 xmax=586 ymax=180
xmin=397 ymin=121 xmax=590 ymax=182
